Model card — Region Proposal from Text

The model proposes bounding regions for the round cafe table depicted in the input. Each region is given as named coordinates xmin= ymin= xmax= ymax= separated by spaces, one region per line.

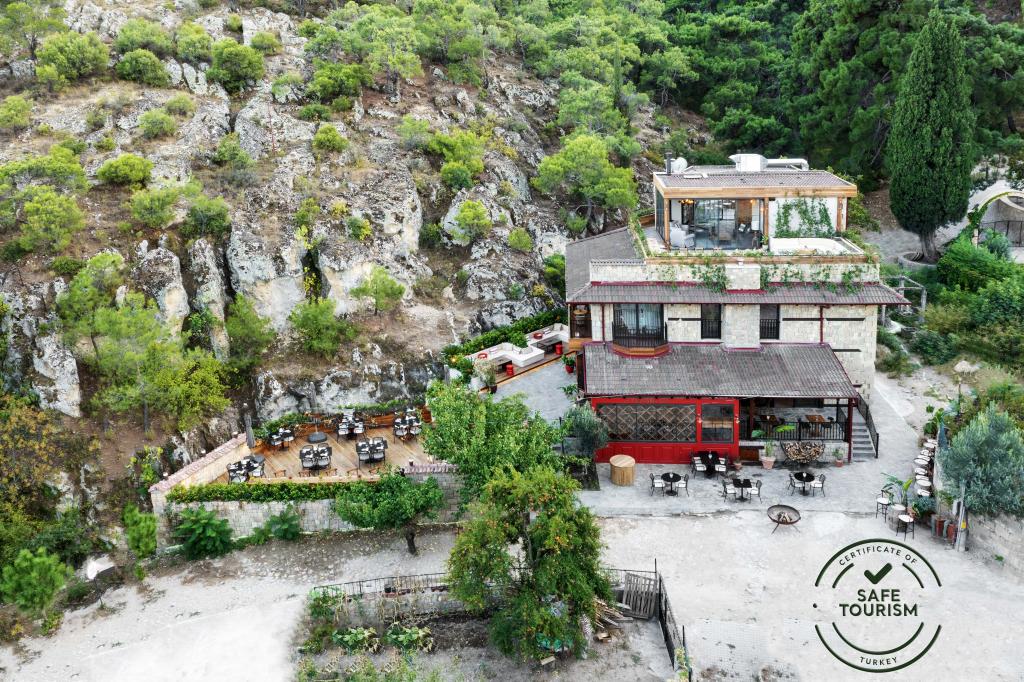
xmin=661 ymin=472 xmax=682 ymax=496
xmin=794 ymin=471 xmax=815 ymax=495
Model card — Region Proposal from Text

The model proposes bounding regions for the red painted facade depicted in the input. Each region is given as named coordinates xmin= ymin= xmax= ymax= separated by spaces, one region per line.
xmin=592 ymin=396 xmax=740 ymax=464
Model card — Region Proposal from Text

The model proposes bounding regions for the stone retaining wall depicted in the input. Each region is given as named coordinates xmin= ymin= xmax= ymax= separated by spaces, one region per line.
xmin=969 ymin=513 xmax=1024 ymax=575
xmin=156 ymin=469 xmax=461 ymax=546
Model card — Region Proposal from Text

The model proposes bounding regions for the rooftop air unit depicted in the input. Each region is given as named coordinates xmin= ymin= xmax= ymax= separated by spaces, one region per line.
xmin=729 ymin=153 xmax=766 ymax=172
xmin=764 ymin=157 xmax=810 ymax=171
xmin=670 ymin=157 xmax=688 ymax=174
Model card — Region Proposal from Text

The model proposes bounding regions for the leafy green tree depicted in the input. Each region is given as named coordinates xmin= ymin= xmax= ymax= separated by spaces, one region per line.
xmin=453 ymin=200 xmax=491 ymax=243
xmin=428 ymin=129 xmax=485 ymax=176
xmin=562 ymin=405 xmax=608 ymax=459
xmin=939 ymin=403 xmax=1024 ymax=516
xmin=0 ymin=94 xmax=32 ymax=132
xmin=250 ymin=31 xmax=281 ymax=55
xmin=148 ymin=349 xmax=230 ymax=431
xmin=507 ymin=227 xmax=533 ymax=253
xmin=225 ymin=295 xmax=276 ymax=375
xmin=57 ymin=252 xmax=125 ymax=360
xmin=138 ymin=108 xmax=177 ymax=138
xmin=96 ymin=153 xmax=152 ymax=186
xmin=0 ymin=0 xmax=66 ymax=59
xmin=114 ymin=18 xmax=173 ymax=56
xmin=207 ymin=39 xmax=265 ymax=93
xmin=289 ymin=297 xmax=357 ymax=357
xmin=122 ymin=504 xmax=157 ymax=560
xmin=182 ymin=195 xmax=230 ymax=238
xmin=116 ymin=49 xmax=170 ymax=86
xmin=542 ymin=254 xmax=565 ymax=298
xmin=175 ymin=22 xmax=212 ymax=63
xmin=642 ymin=46 xmax=697 ymax=107
xmin=423 ymin=381 xmax=562 ymax=505
xmin=271 ymin=71 xmax=304 ymax=101
xmin=312 ymin=124 xmax=349 ymax=156
xmin=448 ymin=466 xmax=609 ymax=660
xmin=334 ymin=468 xmax=445 ymax=554
xmin=327 ymin=4 xmax=422 ymax=99
xmin=349 ymin=265 xmax=404 ymax=315
xmin=14 ymin=185 xmax=84 ymax=252
xmin=887 ymin=12 xmax=975 ymax=262
xmin=130 ymin=186 xmax=179 ymax=229
xmin=440 ymin=161 xmax=473 ymax=190
xmin=533 ymin=134 xmax=636 ymax=229
xmin=174 ymin=507 xmax=233 ymax=560
xmin=0 ymin=547 xmax=68 ymax=616
xmin=36 ymin=30 xmax=108 ymax=90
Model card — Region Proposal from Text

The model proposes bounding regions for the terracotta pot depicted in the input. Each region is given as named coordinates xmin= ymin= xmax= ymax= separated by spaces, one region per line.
xmin=761 ymin=458 xmax=775 ymax=470
xmin=834 ymin=460 xmax=844 ymax=467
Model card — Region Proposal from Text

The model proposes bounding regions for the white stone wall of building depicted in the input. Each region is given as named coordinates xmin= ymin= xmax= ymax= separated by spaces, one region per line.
xmin=666 ymin=303 xmax=700 ymax=342
xmin=821 ymin=304 xmax=876 ymax=398
xmin=723 ymin=304 xmax=759 ymax=347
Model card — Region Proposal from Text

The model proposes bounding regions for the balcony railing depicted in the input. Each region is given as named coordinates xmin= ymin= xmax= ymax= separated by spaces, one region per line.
xmin=760 ymin=318 xmax=780 ymax=340
xmin=612 ymin=323 xmax=667 ymax=348
xmin=700 ymin=319 xmax=721 ymax=339
xmin=741 ymin=419 xmax=847 ymax=442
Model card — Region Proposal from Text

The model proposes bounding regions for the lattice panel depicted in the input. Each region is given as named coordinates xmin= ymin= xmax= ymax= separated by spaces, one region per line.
xmin=596 ymin=404 xmax=634 ymax=440
xmin=661 ymin=405 xmax=697 ymax=442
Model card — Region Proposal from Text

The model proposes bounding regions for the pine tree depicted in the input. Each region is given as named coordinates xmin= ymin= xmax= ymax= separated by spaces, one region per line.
xmin=887 ymin=12 xmax=975 ymax=263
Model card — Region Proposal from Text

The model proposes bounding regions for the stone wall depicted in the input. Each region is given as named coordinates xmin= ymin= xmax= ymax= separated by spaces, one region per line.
xmin=155 ymin=467 xmax=461 ymax=547
xmin=968 ymin=513 xmax=1024 ymax=576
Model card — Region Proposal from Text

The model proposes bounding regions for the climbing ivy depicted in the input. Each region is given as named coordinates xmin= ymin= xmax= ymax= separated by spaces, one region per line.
xmin=694 ymin=259 xmax=728 ymax=292
xmin=774 ymin=198 xmax=835 ymax=238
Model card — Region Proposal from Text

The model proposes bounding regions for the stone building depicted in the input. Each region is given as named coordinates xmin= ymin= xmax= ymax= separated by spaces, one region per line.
xmin=566 ymin=154 xmax=908 ymax=465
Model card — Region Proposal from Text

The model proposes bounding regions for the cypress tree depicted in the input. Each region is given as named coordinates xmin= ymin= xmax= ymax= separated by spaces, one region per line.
xmin=887 ymin=12 xmax=975 ymax=263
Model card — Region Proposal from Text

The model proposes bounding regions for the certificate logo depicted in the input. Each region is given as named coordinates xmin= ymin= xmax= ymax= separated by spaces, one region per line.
xmin=813 ymin=539 xmax=941 ymax=673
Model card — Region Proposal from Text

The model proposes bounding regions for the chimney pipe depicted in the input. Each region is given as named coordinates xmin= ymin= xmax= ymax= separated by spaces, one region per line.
xmin=665 ymin=157 xmax=672 ymax=174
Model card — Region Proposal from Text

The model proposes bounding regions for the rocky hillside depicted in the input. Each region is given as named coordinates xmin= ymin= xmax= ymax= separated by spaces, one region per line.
xmin=0 ymin=1 xmax=676 ymax=463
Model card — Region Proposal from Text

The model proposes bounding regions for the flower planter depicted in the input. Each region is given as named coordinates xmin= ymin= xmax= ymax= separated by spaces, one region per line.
xmin=834 ymin=459 xmax=844 ymax=468
xmin=487 ymin=384 xmax=497 ymax=394
xmin=565 ymin=364 xmax=575 ymax=374
xmin=760 ymin=458 xmax=776 ymax=470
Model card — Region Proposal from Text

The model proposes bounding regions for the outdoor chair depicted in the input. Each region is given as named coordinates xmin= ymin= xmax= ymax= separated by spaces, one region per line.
xmin=680 ymin=473 xmax=689 ymax=496
xmin=788 ymin=473 xmax=804 ymax=496
xmin=649 ymin=472 xmax=665 ymax=496
xmin=876 ymin=491 xmax=892 ymax=520
xmin=714 ymin=458 xmax=727 ymax=475
xmin=693 ymin=458 xmax=707 ymax=475
xmin=811 ymin=474 xmax=826 ymax=497
xmin=721 ymin=479 xmax=737 ymax=501
xmin=249 ymin=462 xmax=265 ymax=478
xmin=749 ymin=480 xmax=762 ymax=502
xmin=896 ymin=514 xmax=915 ymax=540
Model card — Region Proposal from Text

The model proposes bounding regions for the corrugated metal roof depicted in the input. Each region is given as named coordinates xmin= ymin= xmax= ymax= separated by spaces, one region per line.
xmin=583 ymin=343 xmax=859 ymax=399
xmin=656 ymin=168 xmax=853 ymax=190
xmin=569 ymin=282 xmax=909 ymax=306
xmin=564 ymin=229 xmax=638 ymax=300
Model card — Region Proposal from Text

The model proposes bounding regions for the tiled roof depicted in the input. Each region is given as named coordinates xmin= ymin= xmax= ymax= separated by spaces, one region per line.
xmin=656 ymin=168 xmax=854 ymax=190
xmin=565 ymin=229 xmax=638 ymax=300
xmin=583 ymin=343 xmax=859 ymax=399
xmin=569 ymin=282 xmax=909 ymax=306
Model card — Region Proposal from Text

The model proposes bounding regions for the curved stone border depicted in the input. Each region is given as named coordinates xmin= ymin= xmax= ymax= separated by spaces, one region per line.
xmin=897 ymin=251 xmax=937 ymax=270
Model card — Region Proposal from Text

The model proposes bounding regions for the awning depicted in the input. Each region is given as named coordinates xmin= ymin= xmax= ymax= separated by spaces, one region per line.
xmin=569 ymin=282 xmax=909 ymax=306
xmin=582 ymin=343 xmax=859 ymax=399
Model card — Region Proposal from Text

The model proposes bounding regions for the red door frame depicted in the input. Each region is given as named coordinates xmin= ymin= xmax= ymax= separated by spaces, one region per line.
xmin=591 ymin=396 xmax=740 ymax=464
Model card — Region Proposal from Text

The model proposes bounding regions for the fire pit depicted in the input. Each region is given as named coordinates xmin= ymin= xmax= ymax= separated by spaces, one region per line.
xmin=767 ymin=504 xmax=801 ymax=534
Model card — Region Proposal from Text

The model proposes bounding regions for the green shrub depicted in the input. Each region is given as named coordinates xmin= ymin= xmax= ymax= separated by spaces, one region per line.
xmin=267 ymin=505 xmax=301 ymax=541
xmin=543 ymin=254 xmax=565 ymax=296
xmin=0 ymin=95 xmax=32 ymax=132
xmin=85 ymin=109 xmax=107 ymax=132
xmin=225 ymin=294 xmax=276 ymax=375
xmin=116 ymin=49 xmax=169 ymax=86
xmin=208 ymin=39 xmax=264 ymax=93
xmin=971 ymin=322 xmax=1024 ymax=365
xmin=295 ymin=198 xmax=320 ymax=231
xmin=876 ymin=348 xmax=917 ymax=377
xmin=305 ymin=61 xmax=370 ymax=103
xmin=114 ymin=18 xmax=173 ymax=56
xmin=910 ymin=330 xmax=958 ymax=365
xmin=138 ymin=109 xmax=177 ymax=138
xmin=971 ymin=275 xmax=1024 ymax=327
xmin=440 ymin=308 xmax=567 ymax=364
xmin=36 ymin=31 xmax=109 ymax=89
xmin=346 ymin=215 xmax=371 ymax=241
xmin=312 ymin=124 xmax=348 ymax=156
xmin=96 ymin=134 xmax=116 ymax=152
xmin=50 ymin=256 xmax=84 ymax=276
xmin=211 ymin=132 xmax=255 ymax=186
xmin=164 ymin=94 xmax=195 ymax=117
xmin=182 ymin=195 xmax=230 ymax=238
xmin=418 ymin=222 xmax=442 ymax=249
xmin=130 ymin=186 xmax=179 ymax=228
xmin=331 ymin=95 xmax=353 ymax=112
xmin=507 ymin=227 xmax=533 ymax=252
xmin=937 ymin=239 xmax=1015 ymax=291
xmin=250 ymin=31 xmax=281 ymax=55
xmin=924 ymin=303 xmax=970 ymax=334
xmin=981 ymin=229 xmax=1012 ymax=260
xmin=15 ymin=186 xmax=85 ymax=252
xmin=453 ymin=200 xmax=491 ymax=242
xmin=398 ymin=115 xmax=431 ymax=150
xmin=297 ymin=104 xmax=331 ymax=122
xmin=0 ymin=548 xmax=68 ymax=616
xmin=176 ymin=22 xmax=212 ymax=63
xmin=876 ymin=327 xmax=902 ymax=352
xmin=97 ymin=153 xmax=153 ymax=186
xmin=123 ymin=504 xmax=157 ymax=560
xmin=225 ymin=14 xmax=243 ymax=33
xmin=289 ymin=298 xmax=357 ymax=358
xmin=440 ymin=161 xmax=472 ymax=189
xmin=174 ymin=507 xmax=233 ymax=560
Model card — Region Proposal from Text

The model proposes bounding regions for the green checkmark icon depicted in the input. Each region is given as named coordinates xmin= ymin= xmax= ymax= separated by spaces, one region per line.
xmin=864 ymin=562 xmax=893 ymax=585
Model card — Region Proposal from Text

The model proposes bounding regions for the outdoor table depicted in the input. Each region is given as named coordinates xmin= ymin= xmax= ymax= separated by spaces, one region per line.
xmin=609 ymin=455 xmax=636 ymax=486
xmin=661 ymin=472 xmax=682 ymax=496
xmin=307 ymin=430 xmax=327 ymax=443
xmin=805 ymin=415 xmax=826 ymax=424
xmin=733 ymin=478 xmax=753 ymax=501
xmin=699 ymin=452 xmax=717 ymax=478
xmin=794 ymin=471 xmax=815 ymax=495
xmin=768 ymin=504 xmax=800 ymax=534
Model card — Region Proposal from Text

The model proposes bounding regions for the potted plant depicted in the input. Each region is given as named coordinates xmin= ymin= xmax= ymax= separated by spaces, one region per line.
xmin=833 ymin=447 xmax=845 ymax=467
xmin=474 ymin=360 xmax=498 ymax=394
xmin=562 ymin=354 xmax=576 ymax=374
xmin=910 ymin=495 xmax=936 ymax=523
xmin=751 ymin=430 xmax=776 ymax=469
